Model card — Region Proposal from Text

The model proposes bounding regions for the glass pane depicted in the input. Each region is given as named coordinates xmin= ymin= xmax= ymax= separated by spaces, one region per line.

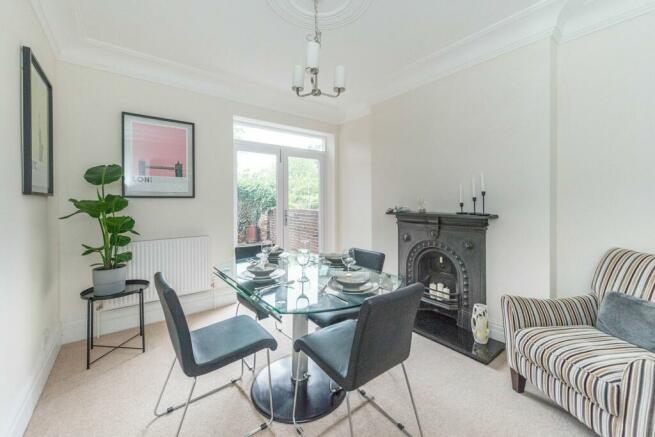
xmin=287 ymin=157 xmax=320 ymax=253
xmin=234 ymin=123 xmax=325 ymax=151
xmin=236 ymin=151 xmax=278 ymax=247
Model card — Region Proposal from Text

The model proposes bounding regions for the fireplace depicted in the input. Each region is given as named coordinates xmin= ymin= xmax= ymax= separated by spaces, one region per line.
xmin=390 ymin=211 xmax=504 ymax=364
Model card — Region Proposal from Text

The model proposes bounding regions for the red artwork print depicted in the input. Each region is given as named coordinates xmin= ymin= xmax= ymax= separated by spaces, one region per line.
xmin=132 ymin=122 xmax=187 ymax=177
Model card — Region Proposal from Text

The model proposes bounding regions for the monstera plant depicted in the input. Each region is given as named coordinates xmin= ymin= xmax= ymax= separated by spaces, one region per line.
xmin=60 ymin=164 xmax=139 ymax=295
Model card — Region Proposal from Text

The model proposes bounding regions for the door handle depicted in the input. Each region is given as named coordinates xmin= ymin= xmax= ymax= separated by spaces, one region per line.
xmin=284 ymin=209 xmax=288 ymax=226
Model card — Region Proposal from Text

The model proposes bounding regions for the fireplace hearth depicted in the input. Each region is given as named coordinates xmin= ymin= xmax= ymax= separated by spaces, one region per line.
xmin=390 ymin=211 xmax=504 ymax=364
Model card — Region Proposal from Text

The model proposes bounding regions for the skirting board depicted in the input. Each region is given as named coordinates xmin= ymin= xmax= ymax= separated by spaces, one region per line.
xmin=61 ymin=286 xmax=235 ymax=344
xmin=6 ymin=327 xmax=61 ymax=437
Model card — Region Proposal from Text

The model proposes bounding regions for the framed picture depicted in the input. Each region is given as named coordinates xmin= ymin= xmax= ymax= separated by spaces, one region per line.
xmin=21 ymin=46 xmax=53 ymax=195
xmin=122 ymin=112 xmax=195 ymax=198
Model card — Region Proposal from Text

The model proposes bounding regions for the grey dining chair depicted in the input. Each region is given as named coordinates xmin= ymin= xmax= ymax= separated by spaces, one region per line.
xmin=308 ymin=248 xmax=386 ymax=328
xmin=153 ymin=272 xmax=277 ymax=436
xmin=293 ymin=282 xmax=424 ymax=437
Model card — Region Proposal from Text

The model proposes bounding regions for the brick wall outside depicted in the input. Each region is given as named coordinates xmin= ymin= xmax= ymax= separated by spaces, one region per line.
xmin=257 ymin=207 xmax=319 ymax=252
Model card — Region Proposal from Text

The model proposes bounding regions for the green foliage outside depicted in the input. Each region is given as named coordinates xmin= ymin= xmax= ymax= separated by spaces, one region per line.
xmin=237 ymin=157 xmax=319 ymax=239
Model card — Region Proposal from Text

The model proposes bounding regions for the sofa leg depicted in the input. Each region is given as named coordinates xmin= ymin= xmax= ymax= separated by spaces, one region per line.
xmin=510 ymin=369 xmax=526 ymax=393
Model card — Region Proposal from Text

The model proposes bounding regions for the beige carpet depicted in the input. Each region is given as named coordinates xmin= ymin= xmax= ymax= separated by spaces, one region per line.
xmin=26 ymin=304 xmax=594 ymax=437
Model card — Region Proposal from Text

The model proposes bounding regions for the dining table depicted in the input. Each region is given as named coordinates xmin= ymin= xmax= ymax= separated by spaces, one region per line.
xmin=214 ymin=253 xmax=404 ymax=424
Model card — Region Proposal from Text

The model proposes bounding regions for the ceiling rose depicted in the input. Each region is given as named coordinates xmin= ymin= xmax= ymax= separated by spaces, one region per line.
xmin=267 ymin=0 xmax=371 ymax=30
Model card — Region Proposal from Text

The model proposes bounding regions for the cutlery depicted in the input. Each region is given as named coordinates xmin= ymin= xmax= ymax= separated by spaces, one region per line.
xmin=326 ymin=292 xmax=349 ymax=304
xmin=255 ymin=280 xmax=295 ymax=292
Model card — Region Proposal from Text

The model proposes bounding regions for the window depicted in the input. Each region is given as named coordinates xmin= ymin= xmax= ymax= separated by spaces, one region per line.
xmin=233 ymin=119 xmax=327 ymax=253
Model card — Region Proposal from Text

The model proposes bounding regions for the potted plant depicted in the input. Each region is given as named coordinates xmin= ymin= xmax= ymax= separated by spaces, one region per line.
xmin=60 ymin=164 xmax=139 ymax=295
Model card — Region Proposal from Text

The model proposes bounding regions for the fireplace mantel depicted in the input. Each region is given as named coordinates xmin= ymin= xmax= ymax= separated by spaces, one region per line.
xmin=387 ymin=211 xmax=499 ymax=227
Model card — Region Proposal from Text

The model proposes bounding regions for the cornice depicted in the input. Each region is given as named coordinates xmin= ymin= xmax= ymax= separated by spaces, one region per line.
xmin=31 ymin=0 xmax=655 ymax=126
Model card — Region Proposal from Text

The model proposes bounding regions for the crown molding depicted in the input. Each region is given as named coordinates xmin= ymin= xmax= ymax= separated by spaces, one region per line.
xmin=554 ymin=0 xmax=655 ymax=43
xmin=31 ymin=0 xmax=655 ymax=126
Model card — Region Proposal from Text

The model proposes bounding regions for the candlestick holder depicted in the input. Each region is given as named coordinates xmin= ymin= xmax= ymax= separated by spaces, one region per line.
xmin=481 ymin=190 xmax=486 ymax=215
xmin=472 ymin=196 xmax=477 ymax=215
xmin=457 ymin=202 xmax=465 ymax=215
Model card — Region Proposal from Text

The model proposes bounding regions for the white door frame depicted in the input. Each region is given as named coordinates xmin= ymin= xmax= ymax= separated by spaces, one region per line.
xmin=234 ymin=140 xmax=327 ymax=252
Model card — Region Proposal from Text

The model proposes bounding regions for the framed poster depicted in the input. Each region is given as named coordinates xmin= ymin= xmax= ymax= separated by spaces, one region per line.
xmin=122 ymin=112 xmax=195 ymax=198
xmin=21 ymin=46 xmax=53 ymax=195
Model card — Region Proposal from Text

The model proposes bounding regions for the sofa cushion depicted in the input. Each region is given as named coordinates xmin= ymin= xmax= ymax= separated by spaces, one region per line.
xmin=597 ymin=292 xmax=655 ymax=353
xmin=515 ymin=325 xmax=655 ymax=416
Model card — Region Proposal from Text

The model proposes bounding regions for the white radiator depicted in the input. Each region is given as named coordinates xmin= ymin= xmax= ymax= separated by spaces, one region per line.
xmin=101 ymin=236 xmax=212 ymax=311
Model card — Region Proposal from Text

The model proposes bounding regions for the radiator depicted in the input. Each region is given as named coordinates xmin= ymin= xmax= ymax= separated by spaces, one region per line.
xmin=101 ymin=236 xmax=212 ymax=311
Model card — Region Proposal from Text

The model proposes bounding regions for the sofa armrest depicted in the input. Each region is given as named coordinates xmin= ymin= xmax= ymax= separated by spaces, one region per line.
xmin=501 ymin=294 xmax=599 ymax=370
xmin=619 ymin=357 xmax=655 ymax=437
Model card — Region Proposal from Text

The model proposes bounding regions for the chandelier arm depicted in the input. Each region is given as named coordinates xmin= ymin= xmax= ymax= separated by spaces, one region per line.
xmin=295 ymin=89 xmax=313 ymax=97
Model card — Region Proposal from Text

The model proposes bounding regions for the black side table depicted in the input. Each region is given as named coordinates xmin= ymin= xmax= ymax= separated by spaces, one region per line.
xmin=80 ymin=279 xmax=149 ymax=369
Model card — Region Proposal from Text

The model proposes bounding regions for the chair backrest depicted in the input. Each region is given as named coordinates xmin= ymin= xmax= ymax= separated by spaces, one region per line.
xmin=350 ymin=248 xmax=385 ymax=273
xmin=591 ymin=248 xmax=655 ymax=303
xmin=154 ymin=272 xmax=196 ymax=375
xmin=346 ymin=282 xmax=423 ymax=389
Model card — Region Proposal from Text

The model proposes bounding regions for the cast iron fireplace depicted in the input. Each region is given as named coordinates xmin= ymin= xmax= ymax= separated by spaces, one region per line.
xmin=390 ymin=211 xmax=504 ymax=364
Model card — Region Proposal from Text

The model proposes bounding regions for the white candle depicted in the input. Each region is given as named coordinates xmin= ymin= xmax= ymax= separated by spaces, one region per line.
xmin=293 ymin=65 xmax=304 ymax=89
xmin=471 ymin=178 xmax=477 ymax=198
xmin=306 ymin=41 xmax=320 ymax=69
xmin=480 ymin=172 xmax=486 ymax=192
xmin=459 ymin=184 xmax=463 ymax=203
xmin=334 ymin=65 xmax=346 ymax=89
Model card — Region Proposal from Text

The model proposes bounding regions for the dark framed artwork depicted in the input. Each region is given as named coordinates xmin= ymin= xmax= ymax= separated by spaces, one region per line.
xmin=122 ymin=112 xmax=195 ymax=198
xmin=21 ymin=46 xmax=53 ymax=195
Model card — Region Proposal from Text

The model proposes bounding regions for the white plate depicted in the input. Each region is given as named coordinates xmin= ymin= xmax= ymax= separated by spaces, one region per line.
xmin=240 ymin=268 xmax=286 ymax=282
xmin=333 ymin=271 xmax=370 ymax=287
xmin=330 ymin=278 xmax=379 ymax=294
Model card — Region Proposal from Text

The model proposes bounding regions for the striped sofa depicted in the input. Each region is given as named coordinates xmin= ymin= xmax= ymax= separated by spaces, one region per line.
xmin=502 ymin=248 xmax=655 ymax=437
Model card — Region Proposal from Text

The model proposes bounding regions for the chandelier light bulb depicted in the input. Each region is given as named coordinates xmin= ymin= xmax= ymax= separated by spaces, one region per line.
xmin=306 ymin=40 xmax=320 ymax=70
xmin=334 ymin=65 xmax=346 ymax=89
xmin=293 ymin=65 xmax=305 ymax=90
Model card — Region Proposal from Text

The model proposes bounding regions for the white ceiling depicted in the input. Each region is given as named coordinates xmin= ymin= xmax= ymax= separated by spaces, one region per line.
xmin=32 ymin=0 xmax=655 ymax=123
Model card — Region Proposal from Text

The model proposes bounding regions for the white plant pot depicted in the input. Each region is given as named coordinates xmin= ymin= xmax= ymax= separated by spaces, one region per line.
xmin=92 ymin=265 xmax=127 ymax=296
xmin=471 ymin=303 xmax=490 ymax=345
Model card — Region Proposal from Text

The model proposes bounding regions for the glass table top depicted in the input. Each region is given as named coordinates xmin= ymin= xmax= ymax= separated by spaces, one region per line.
xmin=215 ymin=254 xmax=404 ymax=315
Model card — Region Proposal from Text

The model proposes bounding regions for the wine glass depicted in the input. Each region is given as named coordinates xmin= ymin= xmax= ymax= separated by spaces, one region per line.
xmin=260 ymin=239 xmax=272 ymax=264
xmin=341 ymin=250 xmax=355 ymax=271
xmin=297 ymin=248 xmax=310 ymax=283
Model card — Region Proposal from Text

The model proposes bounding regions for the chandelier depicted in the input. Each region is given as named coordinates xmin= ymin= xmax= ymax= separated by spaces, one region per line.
xmin=291 ymin=0 xmax=346 ymax=98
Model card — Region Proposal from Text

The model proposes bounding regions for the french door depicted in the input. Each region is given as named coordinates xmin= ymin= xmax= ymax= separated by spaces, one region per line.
xmin=235 ymin=141 xmax=325 ymax=252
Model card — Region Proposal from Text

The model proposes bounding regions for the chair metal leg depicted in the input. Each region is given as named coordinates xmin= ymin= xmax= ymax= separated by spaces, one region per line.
xmin=176 ymin=377 xmax=196 ymax=436
xmin=357 ymin=380 xmax=417 ymax=437
xmin=346 ymin=391 xmax=355 ymax=437
xmin=154 ymin=357 xmax=243 ymax=418
xmin=401 ymin=363 xmax=424 ymax=437
xmin=244 ymin=349 xmax=275 ymax=436
xmin=292 ymin=353 xmax=304 ymax=435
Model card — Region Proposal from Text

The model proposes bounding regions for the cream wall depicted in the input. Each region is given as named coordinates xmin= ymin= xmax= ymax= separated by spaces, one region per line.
xmin=366 ymin=39 xmax=555 ymax=337
xmin=556 ymin=12 xmax=655 ymax=296
xmin=337 ymin=115 xmax=372 ymax=251
xmin=0 ymin=1 xmax=60 ymax=435
xmin=55 ymin=62 xmax=338 ymax=342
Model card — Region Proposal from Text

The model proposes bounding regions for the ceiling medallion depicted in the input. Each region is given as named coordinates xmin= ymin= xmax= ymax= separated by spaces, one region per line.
xmin=267 ymin=0 xmax=371 ymax=30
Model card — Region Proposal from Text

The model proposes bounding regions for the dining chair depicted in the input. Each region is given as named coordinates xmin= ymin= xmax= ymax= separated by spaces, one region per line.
xmin=153 ymin=272 xmax=277 ymax=436
xmin=293 ymin=282 xmax=424 ymax=437
xmin=308 ymin=248 xmax=386 ymax=328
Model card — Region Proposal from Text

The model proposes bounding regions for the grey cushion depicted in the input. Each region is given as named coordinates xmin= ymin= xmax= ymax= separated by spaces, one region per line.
xmin=597 ymin=292 xmax=655 ymax=353
xmin=308 ymin=307 xmax=359 ymax=328
xmin=191 ymin=315 xmax=278 ymax=369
